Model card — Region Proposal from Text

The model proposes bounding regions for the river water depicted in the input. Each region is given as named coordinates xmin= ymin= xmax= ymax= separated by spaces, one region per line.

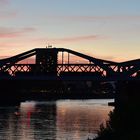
xmin=0 ymin=99 xmax=114 ymax=140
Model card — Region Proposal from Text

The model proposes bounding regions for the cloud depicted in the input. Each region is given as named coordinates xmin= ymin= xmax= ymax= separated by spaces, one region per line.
xmin=0 ymin=0 xmax=17 ymax=19
xmin=0 ymin=27 xmax=36 ymax=38
xmin=34 ymin=35 xmax=102 ymax=45
xmin=48 ymin=15 xmax=140 ymax=22
xmin=0 ymin=0 xmax=9 ymax=5
xmin=52 ymin=35 xmax=100 ymax=43
xmin=0 ymin=11 xmax=17 ymax=19
xmin=81 ymin=51 xmax=128 ymax=62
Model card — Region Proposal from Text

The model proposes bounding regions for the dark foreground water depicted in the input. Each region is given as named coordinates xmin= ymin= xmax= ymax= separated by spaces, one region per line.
xmin=0 ymin=99 xmax=114 ymax=140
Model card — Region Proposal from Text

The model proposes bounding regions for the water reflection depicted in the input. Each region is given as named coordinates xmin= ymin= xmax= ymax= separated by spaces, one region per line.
xmin=0 ymin=100 xmax=113 ymax=140
xmin=56 ymin=100 xmax=113 ymax=140
xmin=20 ymin=101 xmax=56 ymax=140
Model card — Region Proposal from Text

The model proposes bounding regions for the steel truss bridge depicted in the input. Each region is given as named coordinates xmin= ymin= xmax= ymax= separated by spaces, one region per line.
xmin=0 ymin=48 xmax=139 ymax=81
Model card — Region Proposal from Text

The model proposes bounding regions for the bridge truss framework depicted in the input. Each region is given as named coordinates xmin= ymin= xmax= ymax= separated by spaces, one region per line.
xmin=0 ymin=48 xmax=139 ymax=81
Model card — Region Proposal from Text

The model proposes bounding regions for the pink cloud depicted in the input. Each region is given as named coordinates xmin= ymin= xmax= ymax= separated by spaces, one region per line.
xmin=54 ymin=35 xmax=99 ymax=42
xmin=34 ymin=35 xmax=102 ymax=45
xmin=0 ymin=0 xmax=9 ymax=5
xmin=0 ymin=11 xmax=17 ymax=19
xmin=0 ymin=0 xmax=17 ymax=19
xmin=0 ymin=27 xmax=36 ymax=38
xmin=0 ymin=42 xmax=21 ymax=48
xmin=86 ymin=52 xmax=132 ymax=62
xmin=51 ymin=35 xmax=103 ymax=44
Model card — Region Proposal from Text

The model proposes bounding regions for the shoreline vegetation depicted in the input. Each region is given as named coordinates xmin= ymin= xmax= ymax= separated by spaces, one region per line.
xmin=89 ymin=81 xmax=140 ymax=140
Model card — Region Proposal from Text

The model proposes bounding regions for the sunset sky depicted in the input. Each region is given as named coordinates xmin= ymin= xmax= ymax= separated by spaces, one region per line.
xmin=0 ymin=0 xmax=140 ymax=62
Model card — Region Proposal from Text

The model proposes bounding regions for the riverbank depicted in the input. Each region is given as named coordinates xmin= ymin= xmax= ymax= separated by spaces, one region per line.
xmin=94 ymin=81 xmax=140 ymax=140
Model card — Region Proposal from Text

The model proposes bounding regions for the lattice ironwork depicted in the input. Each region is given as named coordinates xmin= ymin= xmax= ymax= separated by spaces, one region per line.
xmin=57 ymin=64 xmax=106 ymax=76
xmin=1 ymin=64 xmax=106 ymax=77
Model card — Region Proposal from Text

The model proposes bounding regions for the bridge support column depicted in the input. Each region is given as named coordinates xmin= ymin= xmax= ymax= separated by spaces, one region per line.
xmin=36 ymin=48 xmax=58 ymax=74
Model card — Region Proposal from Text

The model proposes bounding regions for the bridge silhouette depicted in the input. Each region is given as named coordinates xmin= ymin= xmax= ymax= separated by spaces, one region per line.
xmin=0 ymin=48 xmax=139 ymax=81
xmin=0 ymin=47 xmax=139 ymax=105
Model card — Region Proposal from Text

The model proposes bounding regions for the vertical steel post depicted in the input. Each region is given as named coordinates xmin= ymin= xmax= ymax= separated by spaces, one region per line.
xmin=62 ymin=51 xmax=64 ymax=71
xmin=68 ymin=53 xmax=69 ymax=64
xmin=62 ymin=51 xmax=64 ymax=64
xmin=68 ymin=52 xmax=70 ymax=72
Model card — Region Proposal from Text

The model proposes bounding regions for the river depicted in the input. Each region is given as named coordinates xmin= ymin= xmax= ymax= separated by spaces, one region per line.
xmin=0 ymin=99 xmax=114 ymax=140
